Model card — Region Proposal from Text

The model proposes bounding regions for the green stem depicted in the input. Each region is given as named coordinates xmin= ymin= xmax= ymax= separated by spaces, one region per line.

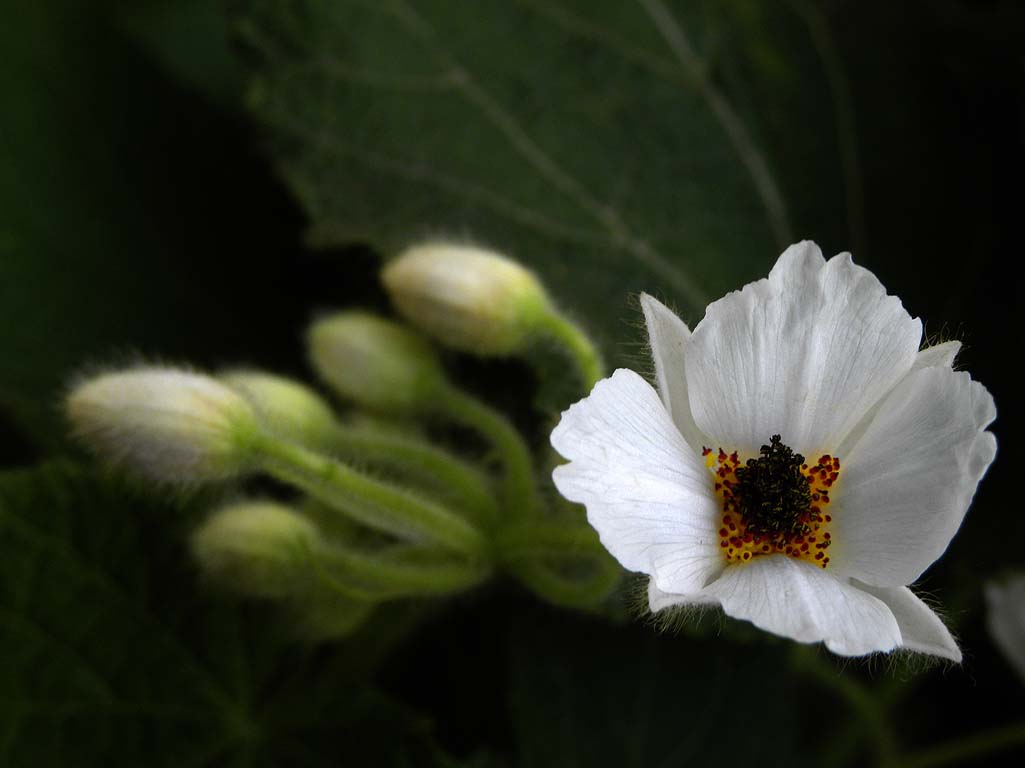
xmin=439 ymin=388 xmax=538 ymax=520
xmin=256 ymin=437 xmax=486 ymax=555
xmin=537 ymin=310 xmax=605 ymax=391
xmin=324 ymin=423 xmax=498 ymax=527
xmin=791 ymin=646 xmax=898 ymax=767
xmin=496 ymin=521 xmax=605 ymax=560
xmin=900 ymin=721 xmax=1025 ymax=768
xmin=311 ymin=543 xmax=492 ymax=601
xmin=497 ymin=521 xmax=621 ymax=607
xmin=509 ymin=554 xmax=621 ymax=608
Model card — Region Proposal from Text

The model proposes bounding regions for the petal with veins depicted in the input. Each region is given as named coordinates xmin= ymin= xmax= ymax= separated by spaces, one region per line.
xmin=832 ymin=367 xmax=996 ymax=587
xmin=856 ymin=582 xmax=961 ymax=662
xmin=685 ymin=241 xmax=922 ymax=453
xmin=640 ymin=293 xmax=707 ymax=456
xmin=702 ymin=557 xmax=902 ymax=657
xmin=551 ymin=369 xmax=722 ymax=594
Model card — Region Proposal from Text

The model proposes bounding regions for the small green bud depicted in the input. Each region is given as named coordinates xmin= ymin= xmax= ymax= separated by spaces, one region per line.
xmin=382 ymin=242 xmax=552 ymax=356
xmin=221 ymin=370 xmax=336 ymax=445
xmin=307 ymin=311 xmax=447 ymax=413
xmin=66 ymin=367 xmax=259 ymax=484
xmin=289 ymin=590 xmax=375 ymax=642
xmin=191 ymin=501 xmax=318 ymax=598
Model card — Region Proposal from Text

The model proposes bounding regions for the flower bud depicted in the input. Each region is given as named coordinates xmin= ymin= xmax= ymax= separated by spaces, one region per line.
xmin=291 ymin=595 xmax=376 ymax=642
xmin=221 ymin=370 xmax=336 ymax=445
xmin=307 ymin=311 xmax=447 ymax=413
xmin=382 ymin=242 xmax=552 ymax=356
xmin=66 ymin=367 xmax=259 ymax=484
xmin=985 ymin=575 xmax=1025 ymax=684
xmin=191 ymin=501 xmax=318 ymax=598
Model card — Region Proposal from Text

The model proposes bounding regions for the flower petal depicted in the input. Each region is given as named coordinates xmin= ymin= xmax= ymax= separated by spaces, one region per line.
xmin=834 ymin=339 xmax=964 ymax=459
xmin=831 ymin=366 xmax=996 ymax=587
xmin=647 ymin=578 xmax=720 ymax=613
xmin=702 ymin=556 xmax=901 ymax=656
xmin=913 ymin=340 xmax=961 ymax=371
xmin=639 ymin=293 xmax=707 ymax=455
xmin=855 ymin=582 xmax=961 ymax=661
xmin=985 ymin=577 xmax=1025 ymax=683
xmin=551 ymin=369 xmax=722 ymax=593
xmin=684 ymin=241 xmax=923 ymax=453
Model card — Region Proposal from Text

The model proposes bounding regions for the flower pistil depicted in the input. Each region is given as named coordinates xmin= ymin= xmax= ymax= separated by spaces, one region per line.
xmin=707 ymin=435 xmax=838 ymax=568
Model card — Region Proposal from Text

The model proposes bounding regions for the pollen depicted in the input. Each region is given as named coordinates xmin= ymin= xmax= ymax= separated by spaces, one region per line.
xmin=705 ymin=435 xmax=838 ymax=569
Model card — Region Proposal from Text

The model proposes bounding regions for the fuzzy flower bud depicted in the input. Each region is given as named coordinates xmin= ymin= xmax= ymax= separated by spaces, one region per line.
xmin=191 ymin=501 xmax=318 ymax=598
xmin=307 ymin=311 xmax=447 ymax=413
xmin=382 ymin=242 xmax=553 ymax=356
xmin=221 ymin=370 xmax=336 ymax=445
xmin=66 ymin=367 xmax=259 ymax=483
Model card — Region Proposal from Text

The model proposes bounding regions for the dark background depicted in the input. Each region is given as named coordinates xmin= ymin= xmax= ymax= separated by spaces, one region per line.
xmin=1 ymin=1 xmax=1022 ymax=765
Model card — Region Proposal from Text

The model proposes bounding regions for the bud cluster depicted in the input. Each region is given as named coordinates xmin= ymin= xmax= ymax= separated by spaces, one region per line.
xmin=65 ymin=239 xmax=615 ymax=641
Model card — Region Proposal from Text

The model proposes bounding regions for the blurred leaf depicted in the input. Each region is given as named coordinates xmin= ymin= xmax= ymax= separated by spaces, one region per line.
xmin=229 ymin=0 xmax=860 ymax=349
xmin=105 ymin=0 xmax=246 ymax=110
xmin=0 ymin=1 xmax=303 ymax=452
xmin=506 ymin=606 xmax=810 ymax=768
xmin=0 ymin=461 xmax=440 ymax=766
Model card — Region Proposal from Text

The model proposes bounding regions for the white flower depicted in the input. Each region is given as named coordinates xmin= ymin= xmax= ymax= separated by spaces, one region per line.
xmin=551 ymin=241 xmax=996 ymax=659
xmin=985 ymin=575 xmax=1025 ymax=682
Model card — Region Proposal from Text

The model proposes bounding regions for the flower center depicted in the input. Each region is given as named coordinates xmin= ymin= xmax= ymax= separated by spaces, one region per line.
xmin=703 ymin=435 xmax=839 ymax=569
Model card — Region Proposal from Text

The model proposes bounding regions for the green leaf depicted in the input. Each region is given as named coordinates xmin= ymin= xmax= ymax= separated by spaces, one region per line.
xmin=105 ymin=0 xmax=247 ymax=110
xmin=0 ymin=1 xmax=302 ymax=450
xmin=230 ymin=0 xmax=859 ymax=348
xmin=0 ymin=461 xmax=439 ymax=766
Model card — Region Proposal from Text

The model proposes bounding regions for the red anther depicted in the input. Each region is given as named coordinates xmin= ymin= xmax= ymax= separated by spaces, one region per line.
xmin=815 ymin=552 xmax=824 ymax=560
xmin=719 ymin=528 xmax=728 ymax=537
xmin=702 ymin=447 xmax=712 ymax=456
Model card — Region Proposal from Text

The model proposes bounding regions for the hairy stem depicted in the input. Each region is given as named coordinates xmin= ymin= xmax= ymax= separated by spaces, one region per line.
xmin=536 ymin=310 xmax=605 ymax=392
xmin=439 ymin=388 xmax=539 ymax=520
xmin=324 ymin=423 xmax=498 ymax=527
xmin=257 ymin=437 xmax=486 ymax=555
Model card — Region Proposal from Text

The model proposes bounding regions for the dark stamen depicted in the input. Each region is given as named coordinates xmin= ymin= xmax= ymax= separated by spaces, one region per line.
xmin=733 ymin=435 xmax=812 ymax=538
